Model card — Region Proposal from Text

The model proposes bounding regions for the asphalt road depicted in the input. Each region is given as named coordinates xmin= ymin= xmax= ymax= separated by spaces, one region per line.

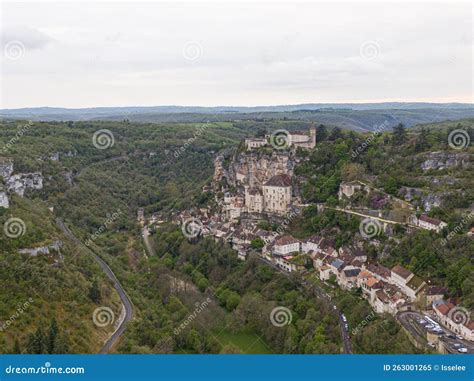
xmin=57 ymin=219 xmax=134 ymax=354
xmin=397 ymin=311 xmax=473 ymax=354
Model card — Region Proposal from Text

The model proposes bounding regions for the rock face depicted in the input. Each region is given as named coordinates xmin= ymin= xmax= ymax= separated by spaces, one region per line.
xmin=227 ymin=151 xmax=294 ymax=188
xmin=6 ymin=172 xmax=43 ymax=197
xmin=0 ymin=158 xmax=14 ymax=179
xmin=213 ymin=154 xmax=229 ymax=187
xmin=421 ymin=151 xmax=471 ymax=171
xmin=18 ymin=241 xmax=62 ymax=256
xmin=0 ymin=191 xmax=9 ymax=208
xmin=421 ymin=193 xmax=444 ymax=212
xmin=0 ymin=158 xmax=44 ymax=198
xmin=398 ymin=187 xmax=423 ymax=202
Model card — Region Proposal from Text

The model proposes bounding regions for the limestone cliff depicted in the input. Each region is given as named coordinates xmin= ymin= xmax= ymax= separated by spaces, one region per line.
xmin=226 ymin=150 xmax=295 ymax=188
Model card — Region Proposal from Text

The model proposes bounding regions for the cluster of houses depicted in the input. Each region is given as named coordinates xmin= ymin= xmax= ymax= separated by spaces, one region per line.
xmin=174 ymin=131 xmax=473 ymax=343
xmin=180 ymin=199 xmax=474 ymax=342
xmin=263 ymin=233 xmax=426 ymax=312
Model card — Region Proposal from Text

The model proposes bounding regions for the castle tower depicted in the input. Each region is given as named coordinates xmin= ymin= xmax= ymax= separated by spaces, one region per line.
xmin=309 ymin=123 xmax=316 ymax=148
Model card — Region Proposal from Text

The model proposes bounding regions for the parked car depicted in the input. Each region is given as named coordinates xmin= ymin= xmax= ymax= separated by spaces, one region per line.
xmin=453 ymin=343 xmax=462 ymax=347
xmin=425 ymin=324 xmax=434 ymax=329
xmin=419 ymin=319 xmax=426 ymax=324
xmin=457 ymin=348 xmax=468 ymax=353
xmin=447 ymin=334 xmax=456 ymax=339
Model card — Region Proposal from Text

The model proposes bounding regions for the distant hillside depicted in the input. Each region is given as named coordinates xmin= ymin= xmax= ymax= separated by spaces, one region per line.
xmin=1 ymin=103 xmax=474 ymax=131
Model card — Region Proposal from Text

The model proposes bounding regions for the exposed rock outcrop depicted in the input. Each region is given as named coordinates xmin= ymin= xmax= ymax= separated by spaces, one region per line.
xmin=227 ymin=151 xmax=295 ymax=188
xmin=421 ymin=151 xmax=471 ymax=171
xmin=0 ymin=191 xmax=9 ymax=208
xmin=18 ymin=241 xmax=62 ymax=257
xmin=6 ymin=172 xmax=43 ymax=197
xmin=0 ymin=158 xmax=14 ymax=179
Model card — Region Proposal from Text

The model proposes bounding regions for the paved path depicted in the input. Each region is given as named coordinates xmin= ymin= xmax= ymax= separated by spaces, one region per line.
xmin=57 ymin=219 xmax=133 ymax=354
xmin=142 ymin=226 xmax=155 ymax=256
xmin=326 ymin=207 xmax=413 ymax=226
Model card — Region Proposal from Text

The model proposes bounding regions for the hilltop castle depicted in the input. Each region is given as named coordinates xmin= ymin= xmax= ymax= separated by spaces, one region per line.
xmin=245 ymin=125 xmax=316 ymax=151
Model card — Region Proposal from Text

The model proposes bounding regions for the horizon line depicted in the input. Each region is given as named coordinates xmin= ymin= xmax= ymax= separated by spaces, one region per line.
xmin=2 ymin=100 xmax=474 ymax=111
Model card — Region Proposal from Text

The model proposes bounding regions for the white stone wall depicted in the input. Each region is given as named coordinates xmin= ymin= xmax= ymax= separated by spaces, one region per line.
xmin=274 ymin=242 xmax=300 ymax=255
xmin=263 ymin=185 xmax=291 ymax=214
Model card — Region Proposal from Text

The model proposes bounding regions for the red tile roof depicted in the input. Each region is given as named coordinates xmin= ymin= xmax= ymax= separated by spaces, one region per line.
xmin=275 ymin=235 xmax=299 ymax=246
xmin=391 ymin=265 xmax=413 ymax=280
xmin=419 ymin=214 xmax=443 ymax=226
xmin=436 ymin=302 xmax=455 ymax=316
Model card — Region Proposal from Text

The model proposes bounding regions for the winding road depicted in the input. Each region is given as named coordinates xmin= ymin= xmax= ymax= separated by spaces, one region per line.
xmin=57 ymin=219 xmax=134 ymax=354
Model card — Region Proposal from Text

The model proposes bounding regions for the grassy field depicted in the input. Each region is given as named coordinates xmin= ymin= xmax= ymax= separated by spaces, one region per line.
xmin=215 ymin=331 xmax=272 ymax=354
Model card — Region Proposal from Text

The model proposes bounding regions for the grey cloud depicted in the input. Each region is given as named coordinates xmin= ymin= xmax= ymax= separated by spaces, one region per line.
xmin=1 ymin=25 xmax=54 ymax=50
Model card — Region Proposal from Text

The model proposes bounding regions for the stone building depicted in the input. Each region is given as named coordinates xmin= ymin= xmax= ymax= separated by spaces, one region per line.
xmin=245 ymin=138 xmax=267 ymax=150
xmin=262 ymin=174 xmax=292 ymax=215
xmin=244 ymin=186 xmax=263 ymax=213
xmin=288 ymin=125 xmax=316 ymax=149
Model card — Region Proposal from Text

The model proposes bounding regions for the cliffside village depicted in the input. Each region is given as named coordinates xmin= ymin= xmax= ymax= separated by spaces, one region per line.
xmin=176 ymin=127 xmax=473 ymax=342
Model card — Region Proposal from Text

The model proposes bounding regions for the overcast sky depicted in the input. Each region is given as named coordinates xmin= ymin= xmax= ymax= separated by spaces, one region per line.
xmin=0 ymin=1 xmax=472 ymax=108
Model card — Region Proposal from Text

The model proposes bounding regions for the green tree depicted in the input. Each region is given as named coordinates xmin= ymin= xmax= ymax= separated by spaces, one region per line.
xmin=12 ymin=339 xmax=21 ymax=354
xmin=392 ymin=123 xmax=407 ymax=146
xmin=317 ymin=124 xmax=328 ymax=142
xmin=251 ymin=238 xmax=264 ymax=250
xmin=88 ymin=279 xmax=101 ymax=303
xmin=47 ymin=318 xmax=58 ymax=354
xmin=26 ymin=325 xmax=46 ymax=354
